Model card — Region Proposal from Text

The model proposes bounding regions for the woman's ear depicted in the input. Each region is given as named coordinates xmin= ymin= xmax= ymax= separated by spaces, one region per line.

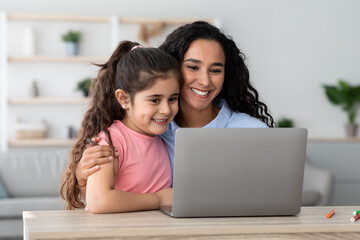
xmin=115 ymin=89 xmax=130 ymax=109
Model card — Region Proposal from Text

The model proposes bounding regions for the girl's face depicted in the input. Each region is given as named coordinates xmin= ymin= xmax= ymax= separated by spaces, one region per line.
xmin=121 ymin=76 xmax=180 ymax=137
xmin=180 ymin=39 xmax=225 ymax=112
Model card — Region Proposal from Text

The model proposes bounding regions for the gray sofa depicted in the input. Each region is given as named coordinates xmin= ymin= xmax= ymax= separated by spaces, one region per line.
xmin=0 ymin=149 xmax=69 ymax=239
xmin=302 ymin=157 xmax=334 ymax=206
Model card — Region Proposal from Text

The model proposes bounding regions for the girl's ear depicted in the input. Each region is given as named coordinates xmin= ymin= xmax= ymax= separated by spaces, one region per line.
xmin=115 ymin=89 xmax=130 ymax=109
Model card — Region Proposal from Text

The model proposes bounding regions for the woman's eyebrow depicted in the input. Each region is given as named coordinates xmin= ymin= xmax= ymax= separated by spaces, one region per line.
xmin=184 ymin=58 xmax=224 ymax=67
xmin=212 ymin=62 xmax=224 ymax=67
xmin=184 ymin=58 xmax=201 ymax=63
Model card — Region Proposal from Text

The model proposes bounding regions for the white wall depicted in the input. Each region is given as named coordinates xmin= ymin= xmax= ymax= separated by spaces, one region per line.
xmin=2 ymin=0 xmax=360 ymax=138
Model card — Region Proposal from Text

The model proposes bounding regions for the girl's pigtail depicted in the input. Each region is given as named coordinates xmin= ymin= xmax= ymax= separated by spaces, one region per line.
xmin=60 ymin=41 xmax=138 ymax=209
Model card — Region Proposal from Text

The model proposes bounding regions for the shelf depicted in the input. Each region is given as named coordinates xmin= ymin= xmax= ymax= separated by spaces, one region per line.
xmin=118 ymin=17 xmax=204 ymax=25
xmin=8 ymin=13 xmax=111 ymax=23
xmin=8 ymin=97 xmax=90 ymax=105
xmin=9 ymin=138 xmax=76 ymax=147
xmin=8 ymin=56 xmax=108 ymax=63
xmin=308 ymin=137 xmax=360 ymax=143
xmin=7 ymin=13 xmax=202 ymax=25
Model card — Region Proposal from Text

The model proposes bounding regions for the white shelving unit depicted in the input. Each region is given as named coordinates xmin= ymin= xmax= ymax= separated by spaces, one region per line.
xmin=8 ymin=56 xmax=108 ymax=63
xmin=8 ymin=97 xmax=90 ymax=105
xmin=0 ymin=13 xmax=9 ymax=152
xmin=0 ymin=12 xmax=213 ymax=151
xmin=0 ymin=12 xmax=115 ymax=151
xmin=8 ymin=138 xmax=76 ymax=147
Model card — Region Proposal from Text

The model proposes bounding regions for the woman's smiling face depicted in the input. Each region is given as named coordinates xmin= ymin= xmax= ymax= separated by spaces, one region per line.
xmin=180 ymin=39 xmax=225 ymax=112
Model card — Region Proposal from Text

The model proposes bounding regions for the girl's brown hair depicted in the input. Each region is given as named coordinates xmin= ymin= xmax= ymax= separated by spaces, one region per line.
xmin=60 ymin=40 xmax=181 ymax=209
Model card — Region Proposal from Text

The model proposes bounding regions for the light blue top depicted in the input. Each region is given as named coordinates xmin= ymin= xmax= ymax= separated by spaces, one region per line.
xmin=160 ymin=99 xmax=268 ymax=175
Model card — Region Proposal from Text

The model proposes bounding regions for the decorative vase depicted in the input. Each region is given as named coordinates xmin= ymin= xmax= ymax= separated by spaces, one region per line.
xmin=65 ymin=42 xmax=79 ymax=56
xmin=345 ymin=123 xmax=358 ymax=137
xmin=82 ymin=90 xmax=89 ymax=97
xmin=22 ymin=27 xmax=35 ymax=56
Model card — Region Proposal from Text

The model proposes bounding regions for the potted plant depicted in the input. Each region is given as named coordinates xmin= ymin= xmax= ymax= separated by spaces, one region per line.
xmin=76 ymin=78 xmax=92 ymax=97
xmin=277 ymin=117 xmax=294 ymax=128
xmin=323 ymin=79 xmax=360 ymax=137
xmin=61 ymin=30 xmax=81 ymax=56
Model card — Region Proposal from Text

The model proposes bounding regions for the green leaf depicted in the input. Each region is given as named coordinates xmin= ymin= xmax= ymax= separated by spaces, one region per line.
xmin=277 ymin=117 xmax=294 ymax=128
xmin=323 ymin=85 xmax=343 ymax=105
xmin=339 ymin=79 xmax=350 ymax=93
xmin=355 ymin=86 xmax=360 ymax=101
xmin=322 ymin=79 xmax=360 ymax=123
xmin=62 ymin=30 xmax=81 ymax=43
xmin=76 ymin=78 xmax=92 ymax=91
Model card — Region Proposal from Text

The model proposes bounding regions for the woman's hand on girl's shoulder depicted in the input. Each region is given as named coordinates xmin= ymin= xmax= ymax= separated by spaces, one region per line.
xmin=76 ymin=137 xmax=118 ymax=187
xmin=155 ymin=188 xmax=173 ymax=207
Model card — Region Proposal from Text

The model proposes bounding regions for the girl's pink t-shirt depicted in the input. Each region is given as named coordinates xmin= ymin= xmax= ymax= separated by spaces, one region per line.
xmin=98 ymin=120 xmax=171 ymax=193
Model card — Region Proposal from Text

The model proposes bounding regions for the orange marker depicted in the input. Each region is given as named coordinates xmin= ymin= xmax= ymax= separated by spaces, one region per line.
xmin=326 ymin=209 xmax=335 ymax=218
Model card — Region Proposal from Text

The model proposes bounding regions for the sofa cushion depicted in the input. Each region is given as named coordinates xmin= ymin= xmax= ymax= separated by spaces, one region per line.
xmin=0 ymin=149 xmax=70 ymax=197
xmin=0 ymin=196 xmax=66 ymax=218
xmin=0 ymin=180 xmax=8 ymax=198
xmin=0 ymin=218 xmax=22 ymax=238
xmin=302 ymin=190 xmax=321 ymax=206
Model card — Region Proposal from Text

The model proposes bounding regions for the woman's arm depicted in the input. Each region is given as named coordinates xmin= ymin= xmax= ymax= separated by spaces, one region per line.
xmin=85 ymin=156 xmax=160 ymax=213
xmin=76 ymin=137 xmax=116 ymax=198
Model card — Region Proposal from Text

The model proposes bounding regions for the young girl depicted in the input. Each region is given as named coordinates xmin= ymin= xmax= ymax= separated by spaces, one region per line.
xmin=60 ymin=41 xmax=182 ymax=213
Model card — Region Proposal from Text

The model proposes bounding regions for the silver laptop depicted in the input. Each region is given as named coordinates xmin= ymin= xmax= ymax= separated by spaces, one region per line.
xmin=161 ymin=128 xmax=308 ymax=217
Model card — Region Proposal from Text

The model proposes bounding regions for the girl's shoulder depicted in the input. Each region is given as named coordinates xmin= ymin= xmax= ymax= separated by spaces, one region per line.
xmin=100 ymin=120 xmax=125 ymax=135
xmin=98 ymin=120 xmax=127 ymax=146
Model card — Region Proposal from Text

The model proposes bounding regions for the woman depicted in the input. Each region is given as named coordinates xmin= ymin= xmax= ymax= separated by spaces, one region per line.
xmin=62 ymin=21 xmax=275 ymax=208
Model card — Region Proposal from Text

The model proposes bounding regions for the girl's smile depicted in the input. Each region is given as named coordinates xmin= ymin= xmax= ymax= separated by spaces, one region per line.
xmin=152 ymin=118 xmax=169 ymax=125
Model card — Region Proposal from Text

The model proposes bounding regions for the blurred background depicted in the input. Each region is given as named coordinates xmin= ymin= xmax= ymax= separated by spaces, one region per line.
xmin=2 ymin=0 xmax=360 ymax=139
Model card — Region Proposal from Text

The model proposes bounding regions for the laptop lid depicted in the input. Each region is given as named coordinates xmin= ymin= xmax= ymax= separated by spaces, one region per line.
xmin=168 ymin=128 xmax=307 ymax=218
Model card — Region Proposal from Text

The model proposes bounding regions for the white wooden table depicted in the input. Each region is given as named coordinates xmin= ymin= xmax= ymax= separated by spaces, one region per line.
xmin=23 ymin=206 xmax=360 ymax=239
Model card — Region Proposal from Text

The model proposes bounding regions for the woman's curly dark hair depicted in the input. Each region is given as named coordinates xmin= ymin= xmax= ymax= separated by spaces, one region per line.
xmin=159 ymin=21 xmax=275 ymax=127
